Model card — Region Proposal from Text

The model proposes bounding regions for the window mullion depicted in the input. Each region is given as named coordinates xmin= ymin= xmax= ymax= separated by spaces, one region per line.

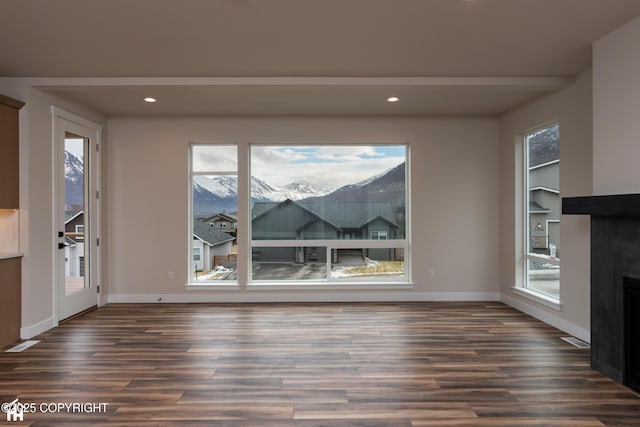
xmin=237 ymin=141 xmax=250 ymax=288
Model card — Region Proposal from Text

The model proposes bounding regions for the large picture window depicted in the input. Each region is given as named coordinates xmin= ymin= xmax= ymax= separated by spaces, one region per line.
xmin=524 ymin=124 xmax=560 ymax=299
xmin=250 ymin=145 xmax=408 ymax=283
xmin=189 ymin=144 xmax=410 ymax=286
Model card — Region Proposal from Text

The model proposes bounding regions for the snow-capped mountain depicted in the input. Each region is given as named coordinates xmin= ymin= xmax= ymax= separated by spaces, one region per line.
xmin=250 ymin=176 xmax=285 ymax=201
xmin=65 ymin=151 xmax=84 ymax=206
xmin=194 ymin=176 xmax=330 ymax=203
xmin=192 ymin=163 xmax=405 ymax=216
xmin=193 ymin=175 xmax=238 ymax=199
xmin=65 ymin=151 xmax=83 ymax=184
xmin=64 ymin=148 xmax=404 ymax=218
xmin=250 ymin=178 xmax=331 ymax=201
xmin=192 ymin=175 xmax=332 ymax=215
xmin=282 ymin=181 xmax=332 ymax=201
xmin=308 ymin=162 xmax=405 ymax=206
xmin=331 ymin=166 xmax=395 ymax=193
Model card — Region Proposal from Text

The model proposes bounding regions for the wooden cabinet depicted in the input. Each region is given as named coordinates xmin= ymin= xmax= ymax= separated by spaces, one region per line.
xmin=0 ymin=94 xmax=25 ymax=209
xmin=0 ymin=257 xmax=21 ymax=347
xmin=0 ymin=93 xmax=24 ymax=347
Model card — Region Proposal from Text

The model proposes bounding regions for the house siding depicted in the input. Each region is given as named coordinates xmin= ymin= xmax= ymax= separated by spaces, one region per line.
xmin=528 ymin=162 xmax=560 ymax=255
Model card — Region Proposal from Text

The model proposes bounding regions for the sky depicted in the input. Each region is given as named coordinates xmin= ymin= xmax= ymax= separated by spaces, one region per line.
xmin=193 ymin=145 xmax=406 ymax=189
xmin=65 ymin=138 xmax=85 ymax=160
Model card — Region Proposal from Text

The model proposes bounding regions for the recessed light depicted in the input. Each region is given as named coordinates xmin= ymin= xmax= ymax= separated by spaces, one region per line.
xmin=144 ymin=97 xmax=157 ymax=103
xmin=387 ymin=96 xmax=399 ymax=103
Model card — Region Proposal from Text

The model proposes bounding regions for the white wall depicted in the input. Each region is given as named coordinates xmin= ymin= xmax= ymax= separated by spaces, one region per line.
xmin=0 ymin=82 xmax=107 ymax=337
xmin=593 ymin=16 xmax=640 ymax=195
xmin=107 ymin=116 xmax=500 ymax=302
xmin=499 ymin=70 xmax=592 ymax=341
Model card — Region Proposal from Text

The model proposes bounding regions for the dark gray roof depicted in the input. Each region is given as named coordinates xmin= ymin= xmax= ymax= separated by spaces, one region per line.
xmin=300 ymin=200 xmax=397 ymax=228
xmin=252 ymin=199 xmax=398 ymax=229
xmin=193 ymin=221 xmax=235 ymax=246
xmin=202 ymin=212 xmax=238 ymax=222
xmin=252 ymin=202 xmax=279 ymax=218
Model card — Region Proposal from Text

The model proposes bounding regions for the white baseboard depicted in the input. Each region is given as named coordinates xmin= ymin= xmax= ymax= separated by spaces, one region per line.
xmin=500 ymin=292 xmax=590 ymax=343
xmin=19 ymin=293 xmax=588 ymax=346
xmin=108 ymin=291 xmax=499 ymax=304
xmin=20 ymin=317 xmax=56 ymax=340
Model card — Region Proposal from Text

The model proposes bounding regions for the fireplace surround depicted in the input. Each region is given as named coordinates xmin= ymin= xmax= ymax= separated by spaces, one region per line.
xmin=624 ymin=276 xmax=640 ymax=391
xmin=563 ymin=193 xmax=640 ymax=392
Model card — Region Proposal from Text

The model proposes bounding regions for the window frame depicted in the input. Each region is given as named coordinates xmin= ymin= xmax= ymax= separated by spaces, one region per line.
xmin=187 ymin=142 xmax=412 ymax=289
xmin=188 ymin=144 xmax=239 ymax=285
xmin=248 ymin=143 xmax=410 ymax=285
xmin=520 ymin=123 xmax=561 ymax=304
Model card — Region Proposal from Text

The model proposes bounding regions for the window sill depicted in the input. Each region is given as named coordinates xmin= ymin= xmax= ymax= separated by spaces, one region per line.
xmin=185 ymin=283 xmax=240 ymax=291
xmin=247 ymin=282 xmax=414 ymax=291
xmin=512 ymin=286 xmax=562 ymax=311
xmin=185 ymin=282 xmax=414 ymax=291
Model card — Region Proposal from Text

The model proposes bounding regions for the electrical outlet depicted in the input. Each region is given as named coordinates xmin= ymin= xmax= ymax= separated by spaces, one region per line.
xmin=168 ymin=270 xmax=174 ymax=280
xmin=428 ymin=268 xmax=435 ymax=279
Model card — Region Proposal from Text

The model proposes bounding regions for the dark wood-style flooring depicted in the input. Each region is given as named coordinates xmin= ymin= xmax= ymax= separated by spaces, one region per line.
xmin=1 ymin=302 xmax=639 ymax=426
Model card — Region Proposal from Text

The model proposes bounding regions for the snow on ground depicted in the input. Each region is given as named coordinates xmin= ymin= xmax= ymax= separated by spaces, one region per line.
xmin=194 ymin=265 xmax=233 ymax=281
xmin=193 ymin=260 xmax=405 ymax=282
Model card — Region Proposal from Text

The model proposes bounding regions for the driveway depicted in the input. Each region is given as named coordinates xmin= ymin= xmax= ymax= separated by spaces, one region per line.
xmin=252 ymin=262 xmax=326 ymax=280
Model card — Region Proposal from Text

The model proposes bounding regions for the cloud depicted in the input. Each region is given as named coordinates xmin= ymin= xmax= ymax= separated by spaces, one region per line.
xmin=192 ymin=145 xmax=237 ymax=172
xmin=313 ymin=146 xmax=383 ymax=162
xmin=250 ymin=145 xmax=404 ymax=188
xmin=192 ymin=145 xmax=405 ymax=188
xmin=251 ymin=146 xmax=309 ymax=167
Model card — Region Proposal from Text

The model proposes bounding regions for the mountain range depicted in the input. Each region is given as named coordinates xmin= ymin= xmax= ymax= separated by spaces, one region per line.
xmin=194 ymin=175 xmax=331 ymax=203
xmin=64 ymin=150 xmax=405 ymax=217
xmin=193 ymin=162 xmax=405 ymax=216
xmin=529 ymin=124 xmax=559 ymax=167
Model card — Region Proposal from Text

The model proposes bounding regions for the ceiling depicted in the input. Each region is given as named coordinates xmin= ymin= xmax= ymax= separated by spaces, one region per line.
xmin=40 ymin=78 xmax=572 ymax=116
xmin=2 ymin=0 xmax=640 ymax=116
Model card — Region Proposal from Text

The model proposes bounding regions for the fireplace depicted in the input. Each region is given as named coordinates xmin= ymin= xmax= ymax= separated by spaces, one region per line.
xmin=563 ymin=194 xmax=640 ymax=392
xmin=624 ymin=276 xmax=640 ymax=391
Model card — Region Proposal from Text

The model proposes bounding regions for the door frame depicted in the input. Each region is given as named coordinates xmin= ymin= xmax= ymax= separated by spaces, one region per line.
xmin=51 ymin=106 xmax=103 ymax=323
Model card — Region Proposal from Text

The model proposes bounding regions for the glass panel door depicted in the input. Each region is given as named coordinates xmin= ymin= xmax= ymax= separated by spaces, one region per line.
xmin=53 ymin=108 xmax=101 ymax=321
xmin=64 ymin=134 xmax=89 ymax=295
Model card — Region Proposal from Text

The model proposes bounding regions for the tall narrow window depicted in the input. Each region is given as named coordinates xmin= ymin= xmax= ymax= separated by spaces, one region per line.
xmin=250 ymin=145 xmax=408 ymax=283
xmin=190 ymin=145 xmax=238 ymax=282
xmin=525 ymin=124 xmax=560 ymax=299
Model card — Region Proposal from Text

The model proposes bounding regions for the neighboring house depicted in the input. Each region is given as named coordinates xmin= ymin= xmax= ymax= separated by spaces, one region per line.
xmin=529 ymin=160 xmax=560 ymax=256
xmin=193 ymin=220 xmax=236 ymax=271
xmin=65 ymin=210 xmax=85 ymax=241
xmin=201 ymin=212 xmax=238 ymax=237
xmin=64 ymin=211 xmax=85 ymax=277
xmin=66 ymin=212 xmax=238 ymax=275
xmin=251 ymin=199 xmax=400 ymax=263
